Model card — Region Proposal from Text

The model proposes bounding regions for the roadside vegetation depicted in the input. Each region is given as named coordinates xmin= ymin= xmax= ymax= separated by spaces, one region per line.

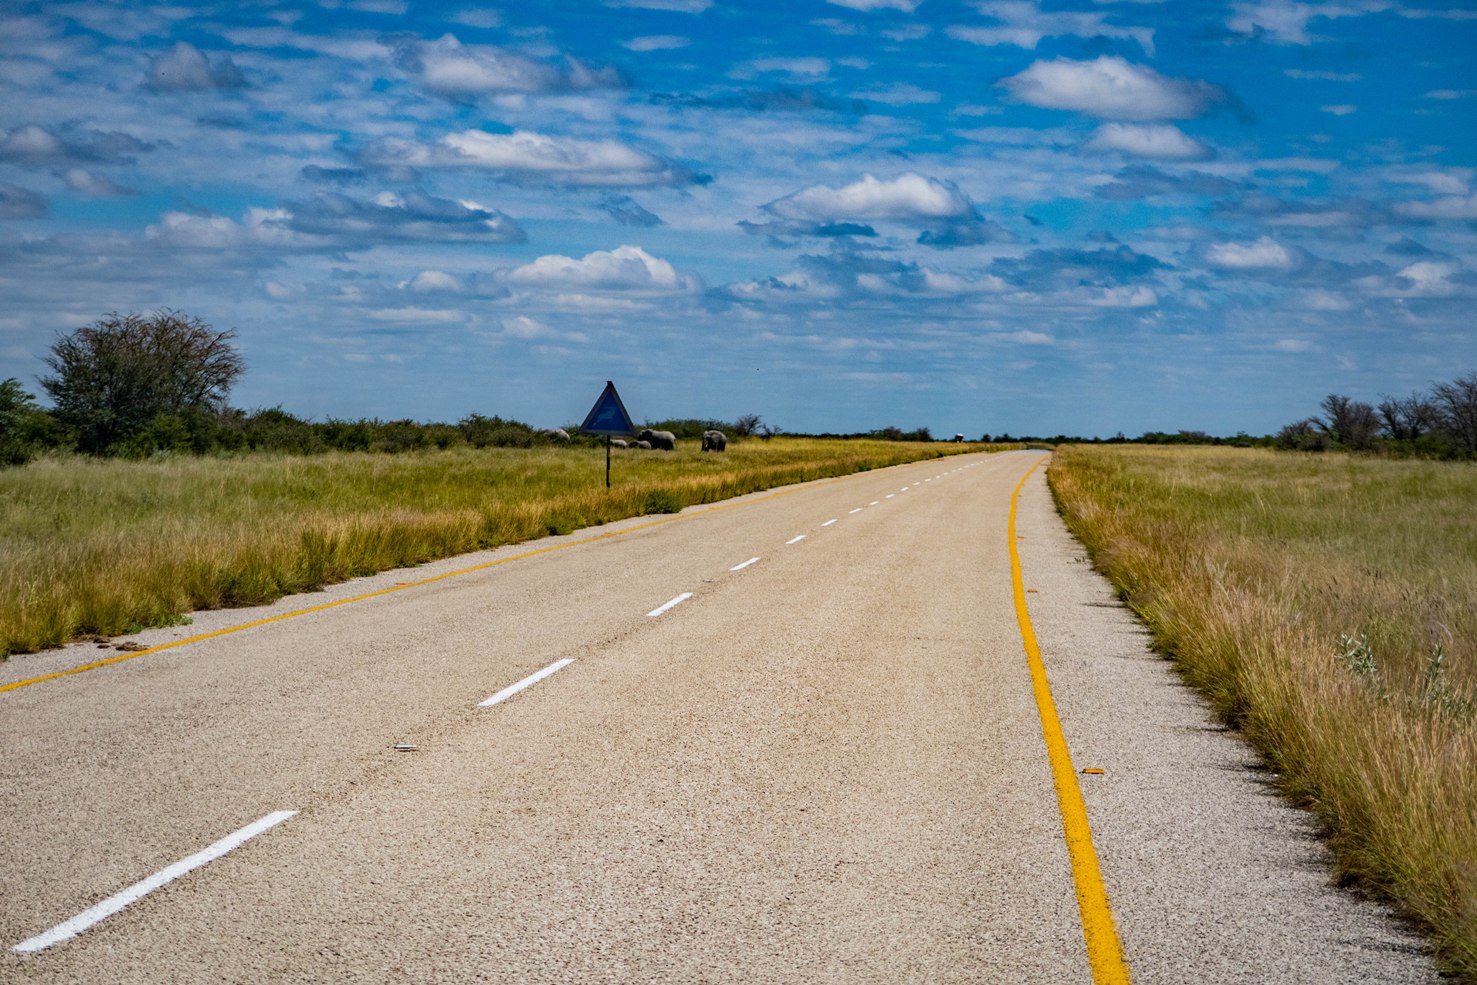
xmin=1049 ymin=445 xmax=1477 ymax=979
xmin=0 ymin=437 xmax=996 ymax=659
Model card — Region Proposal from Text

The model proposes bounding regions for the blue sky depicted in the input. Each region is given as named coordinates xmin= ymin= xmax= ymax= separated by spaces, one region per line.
xmin=1 ymin=0 xmax=1473 ymax=437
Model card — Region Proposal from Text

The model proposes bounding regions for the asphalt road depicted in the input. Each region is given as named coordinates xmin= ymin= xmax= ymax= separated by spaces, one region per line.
xmin=0 ymin=450 xmax=1439 ymax=983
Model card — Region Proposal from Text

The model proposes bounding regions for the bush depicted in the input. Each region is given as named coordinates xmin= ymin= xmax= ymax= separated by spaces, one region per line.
xmin=0 ymin=378 xmax=58 ymax=466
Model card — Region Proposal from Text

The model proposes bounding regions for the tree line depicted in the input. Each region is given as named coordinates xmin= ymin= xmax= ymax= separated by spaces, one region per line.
xmin=0 ymin=310 xmax=780 ymax=466
xmin=1276 ymin=374 xmax=1477 ymax=458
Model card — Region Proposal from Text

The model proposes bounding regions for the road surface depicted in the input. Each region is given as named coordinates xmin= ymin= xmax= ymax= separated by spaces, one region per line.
xmin=0 ymin=450 xmax=1437 ymax=982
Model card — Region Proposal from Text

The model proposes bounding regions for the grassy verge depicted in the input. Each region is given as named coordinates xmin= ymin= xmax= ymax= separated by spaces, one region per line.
xmin=1 ymin=438 xmax=999 ymax=657
xmin=1048 ymin=445 xmax=1477 ymax=980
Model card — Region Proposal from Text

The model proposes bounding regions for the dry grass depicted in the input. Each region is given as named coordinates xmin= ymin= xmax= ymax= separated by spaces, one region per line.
xmin=1 ymin=438 xmax=996 ymax=657
xmin=1049 ymin=445 xmax=1477 ymax=980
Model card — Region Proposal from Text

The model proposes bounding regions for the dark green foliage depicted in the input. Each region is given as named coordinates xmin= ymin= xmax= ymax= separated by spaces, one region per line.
xmin=41 ymin=310 xmax=244 ymax=454
xmin=0 ymin=378 xmax=57 ymax=466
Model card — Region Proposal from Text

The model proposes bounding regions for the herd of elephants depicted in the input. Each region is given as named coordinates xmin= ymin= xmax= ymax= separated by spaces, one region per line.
xmin=542 ymin=427 xmax=728 ymax=451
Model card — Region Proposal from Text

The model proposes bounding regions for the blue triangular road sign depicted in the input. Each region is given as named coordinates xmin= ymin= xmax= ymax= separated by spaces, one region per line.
xmin=580 ymin=380 xmax=636 ymax=436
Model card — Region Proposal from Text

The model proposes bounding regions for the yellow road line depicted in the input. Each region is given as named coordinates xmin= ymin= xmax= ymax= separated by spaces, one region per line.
xmin=1009 ymin=456 xmax=1133 ymax=985
xmin=2 ymin=453 xmax=976 ymax=695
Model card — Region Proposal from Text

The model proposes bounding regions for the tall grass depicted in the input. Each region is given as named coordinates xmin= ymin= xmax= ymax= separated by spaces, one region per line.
xmin=1 ymin=439 xmax=994 ymax=657
xmin=1049 ymin=445 xmax=1477 ymax=980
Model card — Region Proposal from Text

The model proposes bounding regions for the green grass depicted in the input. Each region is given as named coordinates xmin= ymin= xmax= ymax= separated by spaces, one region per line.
xmin=1 ymin=438 xmax=1000 ymax=657
xmin=1048 ymin=445 xmax=1477 ymax=981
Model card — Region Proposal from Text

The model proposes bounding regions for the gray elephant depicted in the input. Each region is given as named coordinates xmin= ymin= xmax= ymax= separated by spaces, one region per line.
xmin=609 ymin=438 xmax=629 ymax=448
xmin=637 ymin=428 xmax=676 ymax=450
xmin=701 ymin=429 xmax=727 ymax=452
xmin=543 ymin=428 xmax=570 ymax=441
xmin=634 ymin=439 xmax=653 ymax=449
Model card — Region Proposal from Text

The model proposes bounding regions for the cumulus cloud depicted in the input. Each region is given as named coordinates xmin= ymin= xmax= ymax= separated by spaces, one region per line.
xmin=284 ymin=191 xmax=526 ymax=243
xmin=1094 ymin=165 xmax=1247 ymax=200
xmin=754 ymin=173 xmax=1014 ymax=248
xmin=767 ymin=172 xmax=975 ymax=222
xmin=144 ymin=193 xmax=524 ymax=250
xmin=145 ymin=208 xmax=302 ymax=249
xmin=1204 ymin=235 xmax=1299 ymax=270
xmin=0 ymin=182 xmax=48 ymax=219
xmin=1085 ymin=123 xmax=1212 ymax=160
xmin=1227 ymin=1 xmax=1387 ymax=45
xmin=990 ymin=244 xmax=1168 ymax=290
xmin=0 ymin=125 xmax=152 ymax=166
xmin=360 ymin=129 xmax=697 ymax=187
xmin=998 ymin=56 xmax=1221 ymax=120
xmin=1396 ymin=194 xmax=1477 ymax=221
xmin=61 ymin=168 xmax=136 ymax=197
xmin=947 ymin=2 xmax=1155 ymax=54
xmin=383 ymin=34 xmax=621 ymax=98
xmin=144 ymin=42 xmax=246 ymax=92
xmin=402 ymin=270 xmax=463 ymax=292
xmin=505 ymin=245 xmax=696 ymax=291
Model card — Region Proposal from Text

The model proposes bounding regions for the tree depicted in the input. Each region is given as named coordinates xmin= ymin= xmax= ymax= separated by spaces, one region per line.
xmin=732 ymin=413 xmax=763 ymax=437
xmin=41 ymin=310 xmax=244 ymax=454
xmin=1431 ymin=371 xmax=1477 ymax=453
xmin=1377 ymin=392 xmax=1439 ymax=441
xmin=1318 ymin=393 xmax=1379 ymax=450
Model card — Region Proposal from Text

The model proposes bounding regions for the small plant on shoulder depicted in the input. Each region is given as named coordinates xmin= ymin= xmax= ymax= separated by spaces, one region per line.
xmin=1338 ymin=632 xmax=1382 ymax=695
xmin=1422 ymin=643 xmax=1475 ymax=722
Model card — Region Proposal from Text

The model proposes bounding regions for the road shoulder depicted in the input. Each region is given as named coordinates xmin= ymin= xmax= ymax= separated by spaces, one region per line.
xmin=1015 ymin=462 xmax=1439 ymax=985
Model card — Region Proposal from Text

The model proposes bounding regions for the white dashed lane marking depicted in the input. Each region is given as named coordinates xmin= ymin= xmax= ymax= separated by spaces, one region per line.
xmin=647 ymin=593 xmax=694 ymax=618
xmin=12 ymin=810 xmax=298 ymax=954
xmin=822 ymin=519 xmax=838 ymax=527
xmin=786 ymin=535 xmax=806 ymax=545
xmin=730 ymin=557 xmax=760 ymax=572
xmin=480 ymin=658 xmax=575 ymax=707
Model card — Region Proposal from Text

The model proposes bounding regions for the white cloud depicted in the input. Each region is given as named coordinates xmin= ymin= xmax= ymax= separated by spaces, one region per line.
xmin=61 ymin=168 xmax=135 ymax=197
xmin=767 ymin=172 xmax=974 ymax=221
xmin=1227 ymin=1 xmax=1388 ymax=45
xmin=622 ymin=35 xmax=690 ymax=51
xmin=364 ymin=129 xmax=690 ymax=187
xmin=1084 ymin=123 xmax=1211 ymax=160
xmin=385 ymin=35 xmax=619 ymax=97
xmin=1320 ymin=104 xmax=1356 ymax=115
xmin=998 ymin=56 xmax=1219 ymax=120
xmin=145 ymin=208 xmax=301 ymax=249
xmin=606 ymin=0 xmax=712 ymax=10
xmin=1424 ymin=89 xmax=1477 ymax=100
xmin=1396 ymin=194 xmax=1477 ymax=220
xmin=738 ymin=57 xmax=831 ymax=79
xmin=143 ymin=41 xmax=245 ymax=91
xmin=948 ymin=3 xmax=1155 ymax=54
xmin=827 ymin=0 xmax=921 ymax=10
xmin=505 ymin=245 xmax=696 ymax=291
xmin=1393 ymin=261 xmax=1459 ymax=296
xmin=1204 ymin=236 xmax=1298 ymax=270
xmin=1083 ymin=285 xmax=1158 ymax=307
xmin=850 ymin=83 xmax=940 ymax=105
xmin=402 ymin=270 xmax=462 ymax=292
xmin=0 ymin=124 xmax=64 ymax=162
xmin=365 ymin=306 xmax=466 ymax=324
xmin=1272 ymin=338 xmax=1316 ymax=351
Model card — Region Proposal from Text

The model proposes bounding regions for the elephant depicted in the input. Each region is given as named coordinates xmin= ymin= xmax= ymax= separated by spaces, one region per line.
xmin=543 ymin=428 xmax=570 ymax=441
xmin=701 ymin=429 xmax=727 ymax=452
xmin=609 ymin=438 xmax=629 ymax=448
xmin=637 ymin=428 xmax=676 ymax=451
xmin=634 ymin=440 xmax=653 ymax=449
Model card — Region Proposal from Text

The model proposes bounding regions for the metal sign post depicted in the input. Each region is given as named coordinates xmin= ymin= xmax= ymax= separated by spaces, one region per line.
xmin=579 ymin=381 xmax=636 ymax=489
